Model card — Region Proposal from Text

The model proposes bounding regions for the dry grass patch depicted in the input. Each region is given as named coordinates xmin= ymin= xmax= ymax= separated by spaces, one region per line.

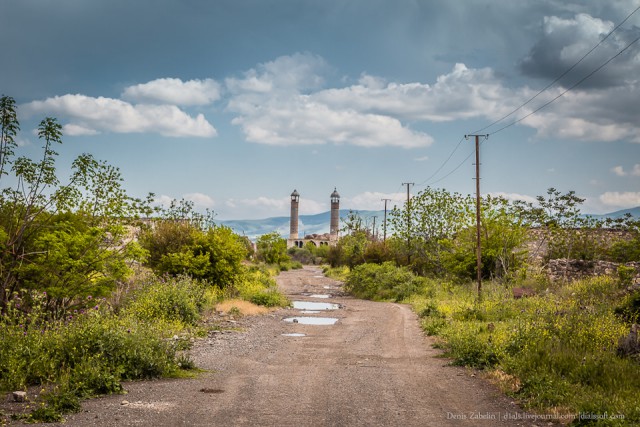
xmin=215 ymin=299 xmax=271 ymax=316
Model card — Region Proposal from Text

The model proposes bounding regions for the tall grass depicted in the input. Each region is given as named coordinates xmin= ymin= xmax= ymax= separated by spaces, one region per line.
xmin=409 ymin=276 xmax=640 ymax=425
xmin=344 ymin=264 xmax=640 ymax=425
xmin=0 ymin=275 xmax=206 ymax=423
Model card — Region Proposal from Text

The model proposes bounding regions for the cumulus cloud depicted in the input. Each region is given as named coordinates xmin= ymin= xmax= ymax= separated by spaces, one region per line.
xmin=343 ymin=191 xmax=406 ymax=210
xmin=488 ymin=192 xmax=538 ymax=205
xmin=153 ymin=193 xmax=215 ymax=210
xmin=23 ymin=94 xmax=217 ymax=138
xmin=183 ymin=192 xmax=215 ymax=208
xmin=520 ymin=13 xmax=640 ymax=88
xmin=224 ymin=195 xmax=327 ymax=219
xmin=122 ymin=78 xmax=221 ymax=106
xmin=611 ymin=164 xmax=640 ymax=176
xmin=599 ymin=191 xmax=640 ymax=208
xmin=314 ymin=64 xmax=513 ymax=123
xmin=226 ymin=53 xmax=434 ymax=148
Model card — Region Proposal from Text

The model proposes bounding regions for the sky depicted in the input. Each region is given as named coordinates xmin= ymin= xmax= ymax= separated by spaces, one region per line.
xmin=2 ymin=0 xmax=640 ymax=220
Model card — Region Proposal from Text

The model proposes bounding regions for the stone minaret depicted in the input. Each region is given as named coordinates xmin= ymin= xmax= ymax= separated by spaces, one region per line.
xmin=330 ymin=188 xmax=340 ymax=239
xmin=290 ymin=189 xmax=300 ymax=239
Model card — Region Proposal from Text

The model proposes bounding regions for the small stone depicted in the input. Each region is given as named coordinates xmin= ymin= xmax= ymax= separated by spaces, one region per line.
xmin=12 ymin=391 xmax=27 ymax=402
xmin=121 ymin=400 xmax=130 ymax=406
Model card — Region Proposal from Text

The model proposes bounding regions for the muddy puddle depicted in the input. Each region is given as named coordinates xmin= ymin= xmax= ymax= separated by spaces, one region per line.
xmin=283 ymin=317 xmax=339 ymax=325
xmin=292 ymin=301 xmax=340 ymax=311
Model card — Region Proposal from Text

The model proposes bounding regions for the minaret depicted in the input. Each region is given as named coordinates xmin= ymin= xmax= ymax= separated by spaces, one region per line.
xmin=290 ymin=189 xmax=300 ymax=239
xmin=330 ymin=188 xmax=340 ymax=239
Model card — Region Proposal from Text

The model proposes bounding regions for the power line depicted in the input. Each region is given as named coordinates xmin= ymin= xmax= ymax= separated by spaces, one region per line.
xmin=489 ymin=34 xmax=640 ymax=136
xmin=471 ymin=4 xmax=640 ymax=135
xmin=416 ymin=136 xmax=466 ymax=187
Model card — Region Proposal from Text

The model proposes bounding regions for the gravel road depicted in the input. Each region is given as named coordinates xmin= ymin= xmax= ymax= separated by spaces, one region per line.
xmin=33 ymin=266 xmax=545 ymax=426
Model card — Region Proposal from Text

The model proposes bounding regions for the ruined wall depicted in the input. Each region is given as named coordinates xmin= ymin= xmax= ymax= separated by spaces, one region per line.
xmin=546 ymin=259 xmax=640 ymax=287
xmin=524 ymin=228 xmax=640 ymax=285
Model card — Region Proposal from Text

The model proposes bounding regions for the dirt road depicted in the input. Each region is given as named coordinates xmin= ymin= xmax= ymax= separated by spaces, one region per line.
xmin=47 ymin=266 xmax=539 ymax=426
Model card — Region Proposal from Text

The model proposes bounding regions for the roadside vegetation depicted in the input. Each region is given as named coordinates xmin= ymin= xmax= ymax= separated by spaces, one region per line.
xmin=0 ymin=95 xmax=289 ymax=423
xmin=324 ymin=186 xmax=640 ymax=426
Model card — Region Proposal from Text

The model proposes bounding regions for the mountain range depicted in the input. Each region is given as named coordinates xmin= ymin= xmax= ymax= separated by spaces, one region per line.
xmin=216 ymin=207 xmax=640 ymax=241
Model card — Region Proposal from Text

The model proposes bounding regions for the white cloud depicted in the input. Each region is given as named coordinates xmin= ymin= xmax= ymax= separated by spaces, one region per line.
xmin=315 ymin=63 xmax=513 ymax=123
xmin=223 ymin=195 xmax=327 ymax=219
xmin=612 ymin=165 xmax=627 ymax=176
xmin=414 ymin=156 xmax=429 ymax=162
xmin=343 ymin=191 xmax=406 ymax=210
xmin=183 ymin=192 xmax=215 ymax=208
xmin=63 ymin=123 xmax=100 ymax=136
xmin=599 ymin=191 xmax=640 ymax=208
xmin=122 ymin=78 xmax=221 ymax=106
xmin=611 ymin=164 xmax=640 ymax=177
xmin=152 ymin=194 xmax=174 ymax=208
xmin=153 ymin=193 xmax=215 ymax=210
xmin=488 ymin=192 xmax=538 ymax=205
xmin=226 ymin=53 xmax=434 ymax=149
xmin=23 ymin=94 xmax=217 ymax=138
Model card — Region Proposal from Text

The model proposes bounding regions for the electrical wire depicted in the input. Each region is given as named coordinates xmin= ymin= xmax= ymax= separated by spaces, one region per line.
xmin=489 ymin=34 xmax=640 ymax=136
xmin=415 ymin=4 xmax=640 ymax=189
xmin=416 ymin=135 xmax=466 ymax=187
xmin=471 ymin=4 xmax=640 ymax=135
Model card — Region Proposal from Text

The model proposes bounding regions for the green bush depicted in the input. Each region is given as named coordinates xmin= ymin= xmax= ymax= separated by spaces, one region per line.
xmin=0 ymin=287 xmax=196 ymax=422
xmin=345 ymin=262 xmax=425 ymax=301
xmin=123 ymin=275 xmax=206 ymax=325
xmin=233 ymin=268 xmax=289 ymax=307
xmin=614 ymin=291 xmax=640 ymax=324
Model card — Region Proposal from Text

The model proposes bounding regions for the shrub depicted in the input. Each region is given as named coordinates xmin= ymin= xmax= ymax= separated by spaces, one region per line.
xmin=122 ymin=275 xmax=206 ymax=326
xmin=345 ymin=262 xmax=425 ymax=301
xmin=233 ymin=268 xmax=289 ymax=307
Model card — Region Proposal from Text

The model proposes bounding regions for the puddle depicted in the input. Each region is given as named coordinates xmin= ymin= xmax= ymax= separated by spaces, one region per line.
xmin=300 ymin=310 xmax=321 ymax=314
xmin=309 ymin=294 xmax=331 ymax=299
xmin=283 ymin=317 xmax=338 ymax=325
xmin=313 ymin=275 xmax=324 ymax=278
xmin=293 ymin=301 xmax=339 ymax=311
xmin=281 ymin=333 xmax=306 ymax=337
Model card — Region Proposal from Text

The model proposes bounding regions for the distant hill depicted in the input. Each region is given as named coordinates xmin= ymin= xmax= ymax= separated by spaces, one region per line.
xmin=216 ymin=209 xmax=385 ymax=240
xmin=217 ymin=206 xmax=640 ymax=240
xmin=587 ymin=206 xmax=640 ymax=220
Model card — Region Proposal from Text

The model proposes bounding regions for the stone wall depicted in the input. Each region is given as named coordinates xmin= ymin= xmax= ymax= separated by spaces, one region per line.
xmin=546 ymin=259 xmax=640 ymax=287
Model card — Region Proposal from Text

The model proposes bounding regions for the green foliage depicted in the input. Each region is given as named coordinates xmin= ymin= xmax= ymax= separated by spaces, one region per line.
xmin=0 ymin=99 xmax=152 ymax=316
xmin=345 ymin=262 xmax=425 ymax=302
xmin=0 ymin=287 xmax=198 ymax=421
xmin=614 ymin=291 xmax=640 ymax=324
xmin=122 ymin=275 xmax=206 ymax=325
xmin=408 ymin=276 xmax=640 ymax=423
xmin=233 ymin=267 xmax=289 ymax=307
xmin=390 ymin=186 xmax=473 ymax=275
xmin=141 ymin=222 xmax=248 ymax=288
xmin=256 ymin=232 xmax=290 ymax=265
xmin=607 ymin=236 xmax=640 ymax=262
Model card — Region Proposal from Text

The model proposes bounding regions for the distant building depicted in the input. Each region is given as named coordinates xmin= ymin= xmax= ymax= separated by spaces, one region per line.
xmin=287 ymin=188 xmax=340 ymax=249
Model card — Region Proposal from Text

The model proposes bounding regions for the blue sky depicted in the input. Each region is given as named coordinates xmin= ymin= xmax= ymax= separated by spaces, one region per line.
xmin=2 ymin=0 xmax=640 ymax=219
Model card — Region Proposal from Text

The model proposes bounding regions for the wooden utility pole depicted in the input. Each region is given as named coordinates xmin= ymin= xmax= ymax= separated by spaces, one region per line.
xmin=381 ymin=198 xmax=391 ymax=242
xmin=402 ymin=183 xmax=414 ymax=263
xmin=465 ymin=135 xmax=487 ymax=299
xmin=371 ymin=216 xmax=378 ymax=240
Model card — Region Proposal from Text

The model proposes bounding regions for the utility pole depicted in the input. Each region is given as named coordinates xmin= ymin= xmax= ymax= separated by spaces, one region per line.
xmin=381 ymin=198 xmax=391 ymax=242
xmin=371 ymin=216 xmax=378 ymax=240
xmin=465 ymin=134 xmax=488 ymax=299
xmin=402 ymin=182 xmax=414 ymax=264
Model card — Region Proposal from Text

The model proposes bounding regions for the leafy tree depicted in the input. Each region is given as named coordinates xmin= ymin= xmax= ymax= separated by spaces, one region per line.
xmin=0 ymin=96 xmax=151 ymax=316
xmin=390 ymin=187 xmax=473 ymax=275
xmin=446 ymin=195 xmax=528 ymax=281
xmin=141 ymin=221 xmax=248 ymax=288
xmin=256 ymin=232 xmax=289 ymax=265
